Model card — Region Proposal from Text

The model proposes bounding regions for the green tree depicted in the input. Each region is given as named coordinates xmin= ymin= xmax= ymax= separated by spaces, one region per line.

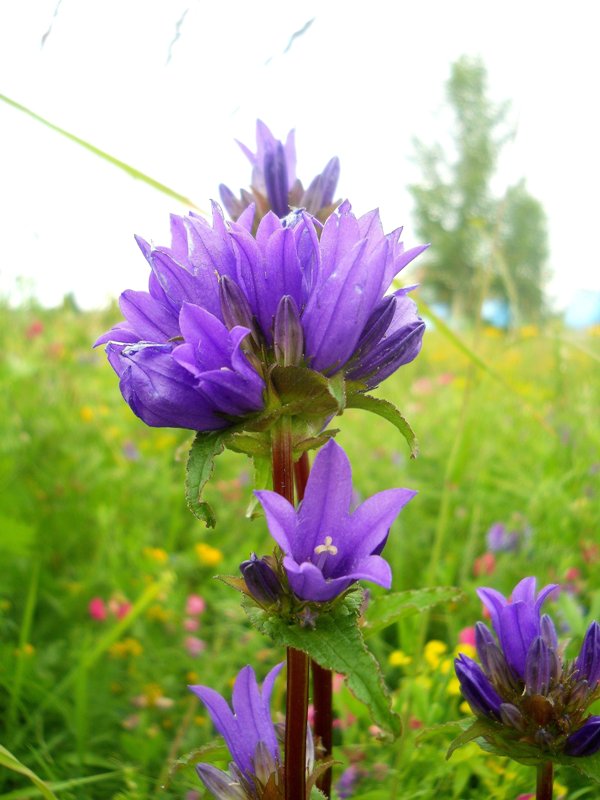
xmin=410 ymin=56 xmax=549 ymax=324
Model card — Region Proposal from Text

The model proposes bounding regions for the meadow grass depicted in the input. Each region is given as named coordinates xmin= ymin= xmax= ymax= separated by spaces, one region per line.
xmin=1 ymin=301 xmax=599 ymax=799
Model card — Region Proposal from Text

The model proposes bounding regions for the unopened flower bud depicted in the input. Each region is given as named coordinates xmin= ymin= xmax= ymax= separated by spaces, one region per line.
xmin=534 ymin=727 xmax=554 ymax=749
xmin=499 ymin=703 xmax=526 ymax=731
xmin=454 ymin=654 xmax=503 ymax=718
xmin=525 ymin=637 xmax=552 ymax=696
xmin=541 ymin=614 xmax=559 ymax=650
xmin=475 ymin=622 xmax=496 ymax=674
xmin=273 ymin=295 xmax=304 ymax=367
xmin=576 ymin=621 xmax=600 ymax=686
xmin=240 ymin=553 xmax=282 ymax=605
xmin=219 ymin=275 xmax=256 ymax=335
xmin=565 ymin=716 xmax=600 ymax=756
xmin=567 ymin=679 xmax=591 ymax=712
xmin=264 ymin=142 xmax=289 ymax=218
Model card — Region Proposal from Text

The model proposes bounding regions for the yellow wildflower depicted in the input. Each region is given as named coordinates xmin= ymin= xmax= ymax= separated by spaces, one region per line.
xmin=447 ymin=677 xmax=461 ymax=696
xmin=424 ymin=640 xmax=447 ymax=669
xmin=143 ymin=547 xmax=169 ymax=564
xmin=454 ymin=643 xmax=477 ymax=660
xmin=439 ymin=658 xmax=452 ymax=675
xmin=79 ymin=406 xmax=94 ymax=422
xmin=388 ymin=650 xmax=412 ymax=667
xmin=15 ymin=643 xmax=35 ymax=657
xmin=109 ymin=638 xmax=143 ymax=658
xmin=459 ymin=701 xmax=471 ymax=715
xmin=196 ymin=542 xmax=223 ymax=566
xmin=195 ymin=715 xmax=207 ymax=726
xmin=146 ymin=604 xmax=171 ymax=623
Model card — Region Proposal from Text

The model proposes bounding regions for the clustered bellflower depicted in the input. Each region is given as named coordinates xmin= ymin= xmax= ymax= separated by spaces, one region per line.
xmin=455 ymin=577 xmax=600 ymax=757
xmin=253 ymin=440 xmax=416 ymax=602
xmin=189 ymin=663 xmax=284 ymax=798
xmin=96 ymin=201 xmax=426 ymax=432
xmin=189 ymin=663 xmax=315 ymax=799
xmin=219 ymin=119 xmax=340 ymax=222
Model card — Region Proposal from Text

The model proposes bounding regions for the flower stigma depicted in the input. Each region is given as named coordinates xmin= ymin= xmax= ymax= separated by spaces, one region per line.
xmin=314 ymin=536 xmax=338 ymax=570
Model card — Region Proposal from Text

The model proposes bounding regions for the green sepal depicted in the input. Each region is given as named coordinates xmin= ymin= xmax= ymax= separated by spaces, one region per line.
xmin=246 ymin=455 xmax=271 ymax=519
xmin=216 ymin=575 xmax=251 ymax=596
xmin=242 ymin=592 xmax=401 ymax=738
xmin=346 ymin=393 xmax=418 ymax=458
xmin=226 ymin=431 xmax=272 ymax=457
xmin=185 ymin=431 xmax=226 ymax=527
xmin=362 ymin=587 xmax=464 ymax=638
xmin=268 ymin=365 xmax=343 ymax=419
xmin=446 ymin=717 xmax=501 ymax=760
xmin=292 ymin=428 xmax=340 ymax=459
xmin=168 ymin=741 xmax=230 ymax=777
xmin=443 ymin=716 xmax=600 ymax=782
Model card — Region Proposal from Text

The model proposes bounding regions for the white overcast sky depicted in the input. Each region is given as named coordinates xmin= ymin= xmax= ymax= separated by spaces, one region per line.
xmin=0 ymin=0 xmax=598 ymax=310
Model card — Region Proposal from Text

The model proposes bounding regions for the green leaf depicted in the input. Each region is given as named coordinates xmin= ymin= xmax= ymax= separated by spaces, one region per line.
xmin=0 ymin=94 xmax=200 ymax=208
xmin=293 ymin=428 xmax=340 ymax=458
xmin=246 ymin=455 xmax=272 ymax=519
xmin=446 ymin=718 xmax=498 ymax=760
xmin=362 ymin=587 xmax=464 ymax=638
xmin=560 ymin=753 xmax=600 ymax=784
xmin=327 ymin=371 xmax=347 ymax=412
xmin=269 ymin=366 xmax=340 ymax=419
xmin=243 ymin=596 xmax=401 ymax=738
xmin=346 ymin=393 xmax=418 ymax=457
xmin=185 ymin=432 xmax=225 ymax=527
xmin=0 ymin=745 xmax=59 ymax=800
xmin=226 ymin=432 xmax=271 ymax=458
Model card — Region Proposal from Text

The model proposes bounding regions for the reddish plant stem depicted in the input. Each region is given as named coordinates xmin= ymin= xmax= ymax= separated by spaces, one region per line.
xmin=295 ymin=452 xmax=333 ymax=798
xmin=536 ymin=762 xmax=553 ymax=800
xmin=312 ymin=661 xmax=333 ymax=796
xmin=273 ymin=423 xmax=308 ymax=800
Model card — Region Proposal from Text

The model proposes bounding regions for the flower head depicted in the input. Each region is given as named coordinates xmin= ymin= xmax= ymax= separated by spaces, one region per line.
xmin=96 ymin=202 xmax=426 ymax=433
xmin=189 ymin=664 xmax=283 ymax=798
xmin=255 ymin=440 xmax=416 ymax=602
xmin=219 ymin=120 xmax=340 ymax=222
xmin=455 ymin=577 xmax=600 ymax=758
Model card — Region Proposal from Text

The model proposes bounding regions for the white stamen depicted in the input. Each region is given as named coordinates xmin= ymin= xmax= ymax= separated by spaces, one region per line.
xmin=314 ymin=536 xmax=338 ymax=557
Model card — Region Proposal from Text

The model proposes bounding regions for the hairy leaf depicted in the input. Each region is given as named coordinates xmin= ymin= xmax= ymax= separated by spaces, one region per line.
xmin=363 ymin=587 xmax=464 ymax=638
xmin=185 ymin=432 xmax=225 ymax=527
xmin=346 ymin=394 xmax=418 ymax=457
xmin=243 ymin=596 xmax=400 ymax=737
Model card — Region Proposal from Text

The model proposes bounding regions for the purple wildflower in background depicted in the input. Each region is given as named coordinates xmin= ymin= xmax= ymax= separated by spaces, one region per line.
xmin=96 ymin=202 xmax=426 ymax=431
xmin=455 ymin=577 xmax=600 ymax=757
xmin=255 ymin=440 xmax=416 ymax=602
xmin=220 ymin=120 xmax=340 ymax=222
xmin=189 ymin=663 xmax=283 ymax=797
xmin=486 ymin=516 xmax=532 ymax=553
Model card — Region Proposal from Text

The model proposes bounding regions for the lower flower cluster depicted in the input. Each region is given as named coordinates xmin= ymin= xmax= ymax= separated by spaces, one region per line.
xmin=455 ymin=578 xmax=600 ymax=757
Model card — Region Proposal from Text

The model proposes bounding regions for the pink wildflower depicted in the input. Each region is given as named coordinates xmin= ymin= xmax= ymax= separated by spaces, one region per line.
xmin=186 ymin=594 xmax=206 ymax=616
xmin=459 ymin=626 xmax=476 ymax=647
xmin=88 ymin=597 xmax=107 ymax=621
xmin=185 ymin=636 xmax=206 ymax=657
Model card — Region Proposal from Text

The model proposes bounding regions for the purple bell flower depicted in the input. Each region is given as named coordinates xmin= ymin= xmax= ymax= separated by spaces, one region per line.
xmin=455 ymin=577 xmax=600 ymax=760
xmin=96 ymin=202 xmax=426 ymax=431
xmin=254 ymin=440 xmax=416 ymax=602
xmin=477 ymin=577 xmax=558 ymax=678
xmin=220 ymin=120 xmax=340 ymax=222
xmin=189 ymin=663 xmax=283 ymax=796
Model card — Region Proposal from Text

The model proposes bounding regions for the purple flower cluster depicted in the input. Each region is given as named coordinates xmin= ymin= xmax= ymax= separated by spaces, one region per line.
xmin=220 ymin=120 xmax=340 ymax=221
xmin=96 ymin=202 xmax=426 ymax=431
xmin=455 ymin=578 xmax=600 ymax=757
